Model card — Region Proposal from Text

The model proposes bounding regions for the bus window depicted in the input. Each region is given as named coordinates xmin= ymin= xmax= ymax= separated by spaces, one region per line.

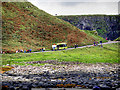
xmin=58 ymin=44 xmax=67 ymax=47
xmin=59 ymin=44 xmax=63 ymax=47
xmin=64 ymin=44 xmax=67 ymax=47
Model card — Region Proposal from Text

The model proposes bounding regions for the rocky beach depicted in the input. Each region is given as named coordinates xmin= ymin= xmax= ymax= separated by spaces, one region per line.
xmin=2 ymin=61 xmax=120 ymax=90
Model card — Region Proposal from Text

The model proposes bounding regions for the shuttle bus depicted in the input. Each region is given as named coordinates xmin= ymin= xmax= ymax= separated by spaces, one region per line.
xmin=52 ymin=43 xmax=67 ymax=50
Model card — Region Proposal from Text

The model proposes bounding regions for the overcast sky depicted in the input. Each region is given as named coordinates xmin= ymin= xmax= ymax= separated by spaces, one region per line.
xmin=27 ymin=0 xmax=119 ymax=15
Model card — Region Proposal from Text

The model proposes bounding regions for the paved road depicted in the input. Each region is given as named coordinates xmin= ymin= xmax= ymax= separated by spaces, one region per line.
xmin=31 ymin=41 xmax=119 ymax=53
xmin=68 ymin=41 xmax=119 ymax=50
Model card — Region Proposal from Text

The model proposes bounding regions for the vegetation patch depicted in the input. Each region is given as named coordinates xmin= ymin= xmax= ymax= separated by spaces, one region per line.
xmin=0 ymin=66 xmax=14 ymax=74
xmin=114 ymin=37 xmax=120 ymax=41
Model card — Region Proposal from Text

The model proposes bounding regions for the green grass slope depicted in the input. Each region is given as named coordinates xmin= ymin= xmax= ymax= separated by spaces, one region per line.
xmin=114 ymin=37 xmax=120 ymax=41
xmin=2 ymin=2 xmax=106 ymax=53
xmin=2 ymin=43 xmax=119 ymax=65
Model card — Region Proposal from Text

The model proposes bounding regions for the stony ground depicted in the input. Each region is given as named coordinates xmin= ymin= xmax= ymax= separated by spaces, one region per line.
xmin=1 ymin=61 xmax=120 ymax=90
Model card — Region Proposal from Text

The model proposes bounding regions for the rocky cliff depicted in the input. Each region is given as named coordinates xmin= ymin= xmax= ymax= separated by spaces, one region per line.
xmin=57 ymin=15 xmax=120 ymax=40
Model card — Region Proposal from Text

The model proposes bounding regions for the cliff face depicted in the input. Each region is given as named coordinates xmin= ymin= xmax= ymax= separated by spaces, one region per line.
xmin=57 ymin=15 xmax=120 ymax=40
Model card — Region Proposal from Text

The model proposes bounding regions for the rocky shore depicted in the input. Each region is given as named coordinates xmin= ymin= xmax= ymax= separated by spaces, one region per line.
xmin=2 ymin=61 xmax=120 ymax=90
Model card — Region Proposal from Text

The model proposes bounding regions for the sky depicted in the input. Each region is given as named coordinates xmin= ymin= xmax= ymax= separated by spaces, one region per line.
xmin=27 ymin=0 xmax=119 ymax=15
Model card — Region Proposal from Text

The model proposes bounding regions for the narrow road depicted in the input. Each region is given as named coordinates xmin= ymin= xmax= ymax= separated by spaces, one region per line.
xmin=31 ymin=41 xmax=119 ymax=53
xmin=67 ymin=41 xmax=119 ymax=50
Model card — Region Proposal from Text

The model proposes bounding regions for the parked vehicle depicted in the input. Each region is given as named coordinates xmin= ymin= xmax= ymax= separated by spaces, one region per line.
xmin=52 ymin=43 xmax=67 ymax=50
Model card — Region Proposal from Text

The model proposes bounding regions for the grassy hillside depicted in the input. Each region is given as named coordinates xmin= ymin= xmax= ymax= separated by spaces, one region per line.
xmin=2 ymin=2 xmax=106 ymax=53
xmin=2 ymin=43 xmax=119 ymax=65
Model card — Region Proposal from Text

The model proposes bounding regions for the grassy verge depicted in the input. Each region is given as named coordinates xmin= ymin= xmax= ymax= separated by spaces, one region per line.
xmin=2 ymin=43 xmax=119 ymax=65
xmin=83 ymin=30 xmax=106 ymax=43
xmin=114 ymin=37 xmax=120 ymax=41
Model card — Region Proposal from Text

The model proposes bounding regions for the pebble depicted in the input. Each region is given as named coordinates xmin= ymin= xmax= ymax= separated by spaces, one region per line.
xmin=2 ymin=62 xmax=120 ymax=89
